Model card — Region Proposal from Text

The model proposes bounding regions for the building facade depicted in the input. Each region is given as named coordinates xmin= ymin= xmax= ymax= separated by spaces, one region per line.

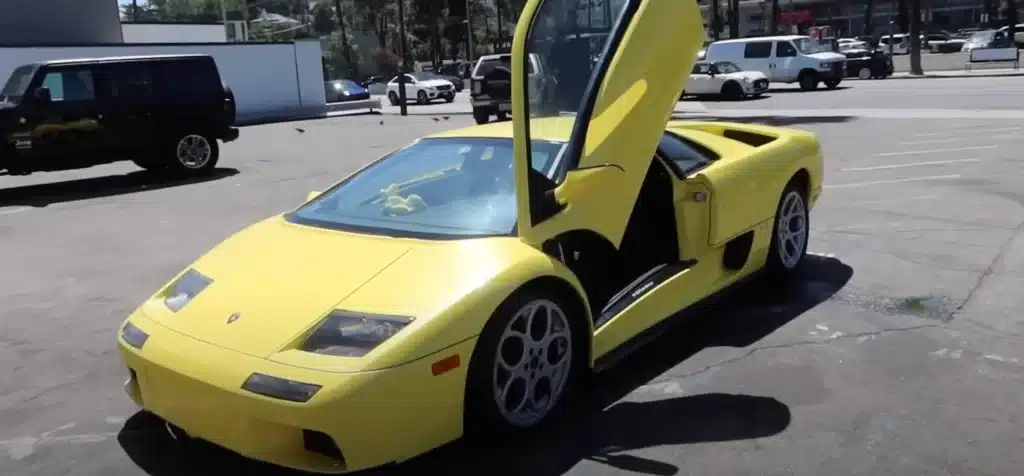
xmin=700 ymin=0 xmax=1010 ymax=39
xmin=0 ymin=0 xmax=123 ymax=45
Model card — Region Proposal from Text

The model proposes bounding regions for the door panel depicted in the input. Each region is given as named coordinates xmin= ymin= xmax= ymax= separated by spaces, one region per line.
xmin=672 ymin=178 xmax=712 ymax=261
xmin=511 ymin=0 xmax=704 ymax=247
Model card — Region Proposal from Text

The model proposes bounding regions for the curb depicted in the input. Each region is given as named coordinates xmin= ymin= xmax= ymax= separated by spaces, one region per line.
xmin=885 ymin=71 xmax=1024 ymax=79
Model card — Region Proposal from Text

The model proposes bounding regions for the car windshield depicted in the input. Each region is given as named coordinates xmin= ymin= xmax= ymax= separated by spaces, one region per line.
xmin=0 ymin=64 xmax=38 ymax=105
xmin=792 ymin=38 xmax=834 ymax=54
xmin=714 ymin=61 xmax=741 ymax=73
xmin=287 ymin=137 xmax=566 ymax=238
xmin=340 ymin=79 xmax=359 ymax=88
xmin=968 ymin=30 xmax=996 ymax=43
xmin=410 ymin=72 xmax=439 ymax=81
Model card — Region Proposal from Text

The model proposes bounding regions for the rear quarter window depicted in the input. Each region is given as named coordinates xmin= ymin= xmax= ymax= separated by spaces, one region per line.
xmin=160 ymin=59 xmax=222 ymax=96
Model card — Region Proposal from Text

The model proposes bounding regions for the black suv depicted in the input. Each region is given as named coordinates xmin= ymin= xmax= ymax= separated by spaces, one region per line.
xmin=0 ymin=54 xmax=238 ymax=178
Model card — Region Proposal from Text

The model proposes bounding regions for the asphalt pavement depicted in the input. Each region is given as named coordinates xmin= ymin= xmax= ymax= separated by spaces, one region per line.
xmin=2 ymin=77 xmax=1023 ymax=476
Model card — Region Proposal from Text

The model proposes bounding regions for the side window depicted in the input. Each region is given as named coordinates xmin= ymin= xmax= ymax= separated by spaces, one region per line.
xmin=405 ymin=74 xmax=416 ymax=83
xmin=743 ymin=42 xmax=773 ymax=59
xmin=776 ymin=41 xmax=797 ymax=57
xmin=692 ymin=63 xmax=710 ymax=74
xmin=657 ymin=131 xmax=720 ymax=176
xmin=162 ymin=60 xmax=220 ymax=96
xmin=107 ymin=63 xmax=153 ymax=101
xmin=41 ymin=68 xmax=96 ymax=102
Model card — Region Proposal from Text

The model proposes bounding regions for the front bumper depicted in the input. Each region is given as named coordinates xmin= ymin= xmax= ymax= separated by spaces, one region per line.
xmin=470 ymin=95 xmax=512 ymax=112
xmin=118 ymin=311 xmax=475 ymax=474
xmin=423 ymin=88 xmax=455 ymax=100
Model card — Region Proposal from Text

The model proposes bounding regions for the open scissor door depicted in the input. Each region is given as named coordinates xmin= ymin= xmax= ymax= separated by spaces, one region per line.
xmin=511 ymin=0 xmax=704 ymax=246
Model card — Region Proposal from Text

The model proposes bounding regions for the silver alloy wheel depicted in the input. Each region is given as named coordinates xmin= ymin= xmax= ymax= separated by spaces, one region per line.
xmin=858 ymin=67 xmax=872 ymax=80
xmin=492 ymin=298 xmax=572 ymax=428
xmin=777 ymin=191 xmax=808 ymax=269
xmin=175 ymin=134 xmax=212 ymax=169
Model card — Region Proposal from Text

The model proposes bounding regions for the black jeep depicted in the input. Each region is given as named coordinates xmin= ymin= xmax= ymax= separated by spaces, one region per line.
xmin=1 ymin=54 xmax=238 ymax=178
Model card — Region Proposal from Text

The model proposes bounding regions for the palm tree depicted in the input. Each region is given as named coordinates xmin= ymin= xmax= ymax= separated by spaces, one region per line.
xmin=863 ymin=0 xmax=874 ymax=36
xmin=769 ymin=0 xmax=779 ymax=34
xmin=908 ymin=0 xmax=923 ymax=75
xmin=1006 ymin=0 xmax=1019 ymax=45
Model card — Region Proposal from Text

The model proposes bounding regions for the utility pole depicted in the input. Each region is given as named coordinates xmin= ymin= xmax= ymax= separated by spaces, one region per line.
xmin=220 ymin=0 xmax=227 ymax=24
xmin=397 ymin=0 xmax=409 ymax=116
xmin=466 ymin=0 xmax=475 ymax=63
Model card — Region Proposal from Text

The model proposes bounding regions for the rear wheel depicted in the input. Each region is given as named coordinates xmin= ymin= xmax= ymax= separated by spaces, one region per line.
xmin=858 ymin=67 xmax=872 ymax=80
xmin=496 ymin=111 xmax=509 ymax=122
xmin=464 ymin=289 xmax=581 ymax=437
xmin=473 ymin=107 xmax=490 ymax=125
xmin=721 ymin=81 xmax=744 ymax=100
xmin=824 ymin=79 xmax=841 ymax=89
xmin=766 ymin=182 xmax=809 ymax=276
xmin=798 ymin=71 xmax=819 ymax=91
xmin=159 ymin=130 xmax=219 ymax=177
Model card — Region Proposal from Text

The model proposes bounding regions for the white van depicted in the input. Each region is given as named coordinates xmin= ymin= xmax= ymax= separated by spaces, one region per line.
xmin=704 ymin=35 xmax=847 ymax=91
xmin=879 ymin=34 xmax=910 ymax=54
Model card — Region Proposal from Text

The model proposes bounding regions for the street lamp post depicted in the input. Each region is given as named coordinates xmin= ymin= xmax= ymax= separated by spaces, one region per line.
xmin=397 ymin=0 xmax=409 ymax=116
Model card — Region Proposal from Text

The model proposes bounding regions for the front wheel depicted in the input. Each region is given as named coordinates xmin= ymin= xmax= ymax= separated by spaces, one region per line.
xmin=387 ymin=91 xmax=399 ymax=106
xmin=444 ymin=95 xmax=454 ymax=103
xmin=766 ymin=183 xmax=809 ymax=277
xmin=464 ymin=290 xmax=581 ymax=436
xmin=416 ymin=90 xmax=428 ymax=105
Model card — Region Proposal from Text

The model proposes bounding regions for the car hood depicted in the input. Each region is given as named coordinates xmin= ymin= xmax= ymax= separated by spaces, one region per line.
xmin=725 ymin=71 xmax=767 ymax=81
xmin=806 ymin=52 xmax=847 ymax=62
xmin=149 ymin=216 xmax=523 ymax=360
xmin=419 ymin=79 xmax=453 ymax=87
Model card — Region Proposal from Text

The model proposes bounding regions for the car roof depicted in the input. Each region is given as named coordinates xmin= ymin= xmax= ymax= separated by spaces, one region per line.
xmin=713 ymin=35 xmax=806 ymax=44
xmin=35 ymin=54 xmax=211 ymax=67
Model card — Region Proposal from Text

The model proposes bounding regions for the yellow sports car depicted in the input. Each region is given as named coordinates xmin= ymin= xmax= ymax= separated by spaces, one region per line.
xmin=116 ymin=0 xmax=823 ymax=474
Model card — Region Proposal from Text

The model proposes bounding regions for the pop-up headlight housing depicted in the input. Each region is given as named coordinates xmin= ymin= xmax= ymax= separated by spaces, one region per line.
xmin=163 ymin=268 xmax=212 ymax=312
xmin=121 ymin=321 xmax=149 ymax=349
xmin=302 ymin=311 xmax=413 ymax=357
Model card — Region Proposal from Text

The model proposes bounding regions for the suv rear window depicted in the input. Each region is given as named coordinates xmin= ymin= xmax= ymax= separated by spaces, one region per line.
xmin=475 ymin=56 xmax=535 ymax=77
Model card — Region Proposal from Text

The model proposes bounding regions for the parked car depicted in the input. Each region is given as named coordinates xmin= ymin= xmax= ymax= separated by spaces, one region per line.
xmin=878 ymin=33 xmax=911 ymax=54
xmin=996 ymin=23 xmax=1024 ymax=46
xmin=469 ymin=53 xmax=551 ymax=125
xmin=837 ymin=38 xmax=868 ymax=52
xmin=842 ymin=49 xmax=894 ymax=79
xmin=704 ymin=35 xmax=846 ymax=91
xmin=924 ymin=33 xmax=966 ymax=53
xmin=961 ymin=29 xmax=1012 ymax=52
xmin=682 ymin=61 xmax=768 ymax=99
xmin=359 ymin=75 xmax=386 ymax=89
xmin=324 ymin=79 xmax=370 ymax=103
xmin=385 ymin=72 xmax=456 ymax=105
xmin=0 ymin=54 xmax=238 ymax=178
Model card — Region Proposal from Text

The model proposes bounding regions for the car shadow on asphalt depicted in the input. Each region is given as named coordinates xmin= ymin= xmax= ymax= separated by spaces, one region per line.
xmin=118 ymin=255 xmax=853 ymax=476
xmin=767 ymin=85 xmax=852 ymax=93
xmin=0 ymin=168 xmax=239 ymax=208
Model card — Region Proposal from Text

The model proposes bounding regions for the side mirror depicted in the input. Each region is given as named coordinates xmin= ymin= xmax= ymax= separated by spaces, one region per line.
xmin=33 ymin=87 xmax=51 ymax=104
xmin=306 ymin=190 xmax=322 ymax=202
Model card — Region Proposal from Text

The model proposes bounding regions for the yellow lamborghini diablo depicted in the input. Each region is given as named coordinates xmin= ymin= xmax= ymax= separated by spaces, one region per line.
xmin=116 ymin=0 xmax=824 ymax=473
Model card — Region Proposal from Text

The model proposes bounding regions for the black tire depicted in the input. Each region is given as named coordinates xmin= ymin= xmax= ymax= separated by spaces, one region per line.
xmin=824 ymin=79 xmax=841 ymax=89
xmin=858 ymin=67 xmax=872 ymax=80
xmin=496 ymin=111 xmax=509 ymax=122
xmin=765 ymin=180 xmax=809 ymax=277
xmin=798 ymin=71 xmax=818 ymax=91
xmin=388 ymin=91 xmax=400 ymax=106
xmin=721 ymin=81 xmax=744 ymax=100
xmin=463 ymin=287 xmax=584 ymax=439
xmin=417 ymin=90 xmax=428 ymax=105
xmin=473 ymin=108 xmax=490 ymax=125
xmin=159 ymin=130 xmax=220 ymax=178
xmin=444 ymin=95 xmax=455 ymax=103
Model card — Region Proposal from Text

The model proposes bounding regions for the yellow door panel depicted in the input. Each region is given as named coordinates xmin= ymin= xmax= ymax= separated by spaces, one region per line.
xmin=673 ymin=178 xmax=712 ymax=261
xmin=511 ymin=0 xmax=705 ymax=246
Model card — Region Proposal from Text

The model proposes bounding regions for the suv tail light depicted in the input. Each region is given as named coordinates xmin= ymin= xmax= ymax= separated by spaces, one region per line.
xmin=472 ymin=79 xmax=482 ymax=95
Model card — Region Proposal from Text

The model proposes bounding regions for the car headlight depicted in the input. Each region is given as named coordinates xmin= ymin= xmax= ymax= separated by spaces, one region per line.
xmin=121 ymin=321 xmax=149 ymax=349
xmin=163 ymin=268 xmax=212 ymax=312
xmin=742 ymin=77 xmax=751 ymax=82
xmin=342 ymin=90 xmax=350 ymax=95
xmin=820 ymin=62 xmax=829 ymax=69
xmin=242 ymin=373 xmax=321 ymax=402
xmin=301 ymin=311 xmax=414 ymax=357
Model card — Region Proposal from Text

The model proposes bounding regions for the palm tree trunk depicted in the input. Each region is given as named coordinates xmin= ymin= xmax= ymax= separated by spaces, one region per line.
xmin=769 ymin=0 xmax=779 ymax=34
xmin=909 ymin=0 xmax=923 ymax=75
xmin=711 ymin=0 xmax=721 ymax=40
xmin=898 ymin=0 xmax=909 ymax=33
xmin=863 ymin=0 xmax=874 ymax=36
xmin=1008 ymin=0 xmax=1019 ymax=46
xmin=729 ymin=0 xmax=740 ymax=38
xmin=333 ymin=0 xmax=356 ymax=77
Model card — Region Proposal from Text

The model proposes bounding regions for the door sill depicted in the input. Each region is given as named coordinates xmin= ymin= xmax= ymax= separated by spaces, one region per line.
xmin=594 ymin=260 xmax=696 ymax=329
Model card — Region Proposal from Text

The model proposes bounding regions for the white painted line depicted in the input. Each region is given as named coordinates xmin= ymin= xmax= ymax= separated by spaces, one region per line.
xmin=0 ymin=207 xmax=32 ymax=216
xmin=874 ymin=145 xmax=995 ymax=157
xmin=899 ymin=137 xmax=972 ymax=145
xmin=825 ymin=174 xmax=961 ymax=189
xmin=913 ymin=126 xmax=1021 ymax=137
xmin=849 ymin=195 xmax=935 ymax=205
xmin=840 ymin=158 xmax=981 ymax=172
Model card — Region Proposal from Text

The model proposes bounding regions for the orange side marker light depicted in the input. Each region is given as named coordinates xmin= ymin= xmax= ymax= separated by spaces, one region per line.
xmin=431 ymin=355 xmax=460 ymax=376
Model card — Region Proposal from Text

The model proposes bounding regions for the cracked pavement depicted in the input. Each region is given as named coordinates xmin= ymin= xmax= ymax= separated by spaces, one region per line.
xmin=2 ymin=80 xmax=1023 ymax=475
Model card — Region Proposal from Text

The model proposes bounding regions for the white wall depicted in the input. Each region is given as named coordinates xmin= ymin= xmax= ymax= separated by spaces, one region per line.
xmin=0 ymin=40 xmax=327 ymax=123
xmin=121 ymin=23 xmax=227 ymax=43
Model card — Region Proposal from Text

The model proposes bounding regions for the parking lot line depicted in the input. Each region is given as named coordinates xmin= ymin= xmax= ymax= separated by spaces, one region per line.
xmin=874 ymin=145 xmax=995 ymax=157
xmin=913 ymin=126 xmax=1021 ymax=137
xmin=825 ymin=174 xmax=960 ymax=189
xmin=839 ymin=158 xmax=980 ymax=172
